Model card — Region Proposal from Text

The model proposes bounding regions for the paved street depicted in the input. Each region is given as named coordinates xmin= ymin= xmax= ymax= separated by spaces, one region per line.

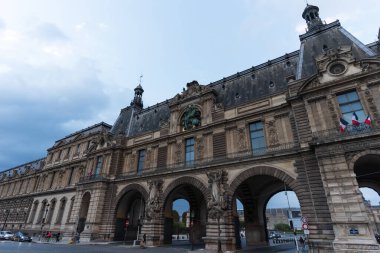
xmin=0 ymin=240 xmax=307 ymax=253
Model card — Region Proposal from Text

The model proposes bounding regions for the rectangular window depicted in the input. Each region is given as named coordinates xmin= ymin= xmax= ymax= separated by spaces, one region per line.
xmin=137 ymin=150 xmax=145 ymax=175
xmin=337 ymin=90 xmax=365 ymax=123
xmin=67 ymin=168 xmax=74 ymax=185
xmin=94 ymin=156 xmax=103 ymax=176
xmin=249 ymin=121 xmax=266 ymax=153
xmin=75 ymin=143 xmax=81 ymax=154
xmin=185 ymin=138 xmax=195 ymax=165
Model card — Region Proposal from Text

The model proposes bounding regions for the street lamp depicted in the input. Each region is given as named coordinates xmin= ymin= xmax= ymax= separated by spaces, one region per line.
xmin=1 ymin=209 xmax=10 ymax=231
xmin=23 ymin=207 xmax=29 ymax=230
xmin=217 ymin=212 xmax=222 ymax=253
xmin=190 ymin=211 xmax=195 ymax=251
xmin=39 ymin=203 xmax=50 ymax=241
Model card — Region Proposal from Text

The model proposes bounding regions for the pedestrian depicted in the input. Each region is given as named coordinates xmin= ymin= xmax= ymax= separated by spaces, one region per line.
xmin=299 ymin=236 xmax=305 ymax=249
xmin=56 ymin=232 xmax=60 ymax=242
xmin=140 ymin=233 xmax=146 ymax=249
xmin=47 ymin=231 xmax=52 ymax=242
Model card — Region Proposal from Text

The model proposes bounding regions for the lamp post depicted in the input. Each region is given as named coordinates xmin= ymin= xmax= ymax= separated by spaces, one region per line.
xmin=190 ymin=211 xmax=195 ymax=251
xmin=217 ymin=212 xmax=222 ymax=253
xmin=23 ymin=207 xmax=29 ymax=230
xmin=39 ymin=203 xmax=50 ymax=241
xmin=1 ymin=209 xmax=10 ymax=231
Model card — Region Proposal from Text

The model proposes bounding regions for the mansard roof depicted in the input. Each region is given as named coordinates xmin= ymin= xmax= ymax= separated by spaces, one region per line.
xmin=0 ymin=158 xmax=45 ymax=182
xmin=296 ymin=21 xmax=376 ymax=80
xmin=51 ymin=122 xmax=111 ymax=148
xmin=111 ymin=19 xmax=379 ymax=138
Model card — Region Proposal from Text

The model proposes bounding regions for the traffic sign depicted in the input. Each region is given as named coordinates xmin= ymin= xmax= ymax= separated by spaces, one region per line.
xmin=304 ymin=229 xmax=310 ymax=235
xmin=302 ymin=223 xmax=309 ymax=230
xmin=301 ymin=216 xmax=308 ymax=224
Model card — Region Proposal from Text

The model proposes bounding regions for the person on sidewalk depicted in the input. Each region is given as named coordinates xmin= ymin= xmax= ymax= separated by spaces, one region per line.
xmin=55 ymin=232 xmax=60 ymax=242
xmin=140 ymin=234 xmax=146 ymax=249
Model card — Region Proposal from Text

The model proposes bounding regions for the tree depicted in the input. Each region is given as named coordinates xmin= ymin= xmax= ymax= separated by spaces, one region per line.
xmin=274 ymin=223 xmax=291 ymax=232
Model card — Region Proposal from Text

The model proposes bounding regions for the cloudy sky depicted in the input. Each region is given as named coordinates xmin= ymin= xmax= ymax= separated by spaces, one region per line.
xmin=0 ymin=0 xmax=379 ymax=183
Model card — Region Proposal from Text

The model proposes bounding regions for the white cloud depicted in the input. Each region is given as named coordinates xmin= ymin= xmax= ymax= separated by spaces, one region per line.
xmin=98 ymin=23 xmax=108 ymax=31
xmin=75 ymin=22 xmax=87 ymax=32
xmin=0 ymin=64 xmax=11 ymax=74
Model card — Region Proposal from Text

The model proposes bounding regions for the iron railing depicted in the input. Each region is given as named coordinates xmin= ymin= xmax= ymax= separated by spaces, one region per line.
xmin=116 ymin=142 xmax=297 ymax=180
xmin=79 ymin=173 xmax=109 ymax=183
xmin=311 ymin=123 xmax=377 ymax=142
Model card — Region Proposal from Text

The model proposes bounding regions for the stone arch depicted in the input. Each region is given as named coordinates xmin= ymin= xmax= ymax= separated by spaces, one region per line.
xmin=348 ymin=149 xmax=380 ymax=194
xmin=229 ymin=165 xmax=297 ymax=194
xmin=114 ymin=183 xmax=149 ymax=209
xmin=113 ymin=183 xmax=148 ymax=241
xmin=348 ymin=149 xmax=380 ymax=171
xmin=161 ymin=176 xmax=210 ymax=207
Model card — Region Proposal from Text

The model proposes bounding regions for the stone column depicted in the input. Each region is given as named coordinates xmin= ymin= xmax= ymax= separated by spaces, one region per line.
xmin=317 ymin=146 xmax=380 ymax=252
xmin=141 ymin=179 xmax=164 ymax=246
xmin=203 ymin=170 xmax=236 ymax=251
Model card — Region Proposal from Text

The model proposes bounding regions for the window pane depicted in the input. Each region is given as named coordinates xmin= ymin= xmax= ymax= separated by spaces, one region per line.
xmin=250 ymin=122 xmax=266 ymax=153
xmin=351 ymin=102 xmax=362 ymax=111
xmin=347 ymin=91 xmax=358 ymax=101
xmin=337 ymin=94 xmax=347 ymax=103
xmin=340 ymin=104 xmax=351 ymax=113
xmin=185 ymin=138 xmax=195 ymax=164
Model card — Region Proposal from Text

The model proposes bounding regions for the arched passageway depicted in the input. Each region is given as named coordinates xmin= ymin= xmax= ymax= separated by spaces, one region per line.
xmin=114 ymin=189 xmax=145 ymax=242
xmin=354 ymin=154 xmax=380 ymax=233
xmin=232 ymin=174 xmax=301 ymax=248
xmin=162 ymin=183 xmax=207 ymax=247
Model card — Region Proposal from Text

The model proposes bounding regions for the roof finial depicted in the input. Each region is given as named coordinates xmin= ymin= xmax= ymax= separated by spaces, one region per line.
xmin=302 ymin=4 xmax=324 ymax=31
xmin=139 ymin=74 xmax=143 ymax=85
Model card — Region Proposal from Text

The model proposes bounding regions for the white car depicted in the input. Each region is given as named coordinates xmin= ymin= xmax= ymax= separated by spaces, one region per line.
xmin=0 ymin=231 xmax=14 ymax=240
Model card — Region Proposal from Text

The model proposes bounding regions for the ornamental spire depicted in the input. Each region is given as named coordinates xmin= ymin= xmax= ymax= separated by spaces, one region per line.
xmin=302 ymin=4 xmax=324 ymax=31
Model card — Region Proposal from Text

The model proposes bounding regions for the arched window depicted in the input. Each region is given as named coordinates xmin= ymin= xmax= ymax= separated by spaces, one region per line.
xmin=55 ymin=197 xmax=67 ymax=225
xmin=28 ymin=200 xmax=39 ymax=224
xmin=37 ymin=200 xmax=47 ymax=224
xmin=46 ymin=199 xmax=56 ymax=224
xmin=66 ymin=197 xmax=75 ymax=224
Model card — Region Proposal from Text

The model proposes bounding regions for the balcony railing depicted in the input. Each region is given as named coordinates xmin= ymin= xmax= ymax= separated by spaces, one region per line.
xmin=79 ymin=173 xmax=108 ymax=183
xmin=311 ymin=123 xmax=377 ymax=143
xmin=117 ymin=142 xmax=297 ymax=180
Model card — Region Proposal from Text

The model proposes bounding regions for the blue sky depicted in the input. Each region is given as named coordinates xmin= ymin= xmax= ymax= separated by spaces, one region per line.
xmin=0 ymin=0 xmax=379 ymax=167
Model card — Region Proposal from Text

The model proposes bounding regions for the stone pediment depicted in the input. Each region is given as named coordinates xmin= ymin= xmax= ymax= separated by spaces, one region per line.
xmin=298 ymin=46 xmax=380 ymax=94
xmin=171 ymin=80 xmax=216 ymax=104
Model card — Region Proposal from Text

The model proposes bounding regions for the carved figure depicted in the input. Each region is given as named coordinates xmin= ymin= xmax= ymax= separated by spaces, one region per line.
xmin=206 ymin=170 xmax=230 ymax=219
xmin=145 ymin=179 xmax=163 ymax=220
xmin=182 ymin=105 xmax=201 ymax=130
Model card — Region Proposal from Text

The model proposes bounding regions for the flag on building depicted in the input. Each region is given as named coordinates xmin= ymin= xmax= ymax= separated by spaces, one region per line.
xmin=352 ymin=112 xmax=359 ymax=126
xmin=340 ymin=118 xmax=349 ymax=132
xmin=364 ymin=115 xmax=371 ymax=125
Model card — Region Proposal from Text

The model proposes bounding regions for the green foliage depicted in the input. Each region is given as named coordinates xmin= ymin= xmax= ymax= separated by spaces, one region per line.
xmin=172 ymin=210 xmax=179 ymax=222
xmin=274 ymin=223 xmax=291 ymax=232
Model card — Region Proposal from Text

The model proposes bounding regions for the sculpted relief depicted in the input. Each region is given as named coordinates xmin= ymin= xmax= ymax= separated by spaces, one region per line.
xmin=145 ymin=179 xmax=164 ymax=220
xmin=207 ymin=170 xmax=230 ymax=219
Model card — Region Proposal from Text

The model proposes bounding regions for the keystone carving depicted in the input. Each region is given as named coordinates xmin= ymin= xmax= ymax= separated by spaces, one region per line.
xmin=145 ymin=179 xmax=164 ymax=220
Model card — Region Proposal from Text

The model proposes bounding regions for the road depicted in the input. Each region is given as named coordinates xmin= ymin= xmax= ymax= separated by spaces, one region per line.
xmin=0 ymin=240 xmax=307 ymax=253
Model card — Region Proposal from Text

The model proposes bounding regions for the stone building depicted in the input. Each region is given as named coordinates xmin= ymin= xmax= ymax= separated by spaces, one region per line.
xmin=1 ymin=4 xmax=380 ymax=252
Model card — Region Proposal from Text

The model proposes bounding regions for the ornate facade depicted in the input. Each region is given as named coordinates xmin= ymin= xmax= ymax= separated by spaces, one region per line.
xmin=1 ymin=5 xmax=380 ymax=252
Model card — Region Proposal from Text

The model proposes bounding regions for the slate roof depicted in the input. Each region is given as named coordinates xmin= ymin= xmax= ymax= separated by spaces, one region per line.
xmin=111 ymin=18 xmax=378 ymax=138
xmin=0 ymin=158 xmax=45 ymax=181
xmin=52 ymin=122 xmax=111 ymax=148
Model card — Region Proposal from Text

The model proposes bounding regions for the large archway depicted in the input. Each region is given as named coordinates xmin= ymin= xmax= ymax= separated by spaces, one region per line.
xmin=353 ymin=153 xmax=380 ymax=233
xmin=162 ymin=178 xmax=208 ymax=247
xmin=230 ymin=167 xmax=300 ymax=248
xmin=114 ymin=188 xmax=146 ymax=242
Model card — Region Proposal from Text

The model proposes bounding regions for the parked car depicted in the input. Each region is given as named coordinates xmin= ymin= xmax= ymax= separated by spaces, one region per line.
xmin=375 ymin=233 xmax=380 ymax=244
xmin=269 ymin=231 xmax=281 ymax=239
xmin=0 ymin=231 xmax=14 ymax=240
xmin=12 ymin=231 xmax=32 ymax=242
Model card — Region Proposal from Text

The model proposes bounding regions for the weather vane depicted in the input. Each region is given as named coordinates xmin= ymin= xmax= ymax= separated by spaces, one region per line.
xmin=139 ymin=74 xmax=143 ymax=85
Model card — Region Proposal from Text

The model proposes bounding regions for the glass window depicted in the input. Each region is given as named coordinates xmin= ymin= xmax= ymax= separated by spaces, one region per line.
xmin=337 ymin=91 xmax=365 ymax=123
xmin=94 ymin=156 xmax=103 ymax=175
xmin=185 ymin=138 xmax=195 ymax=165
xmin=249 ymin=121 xmax=266 ymax=153
xmin=137 ymin=150 xmax=145 ymax=175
